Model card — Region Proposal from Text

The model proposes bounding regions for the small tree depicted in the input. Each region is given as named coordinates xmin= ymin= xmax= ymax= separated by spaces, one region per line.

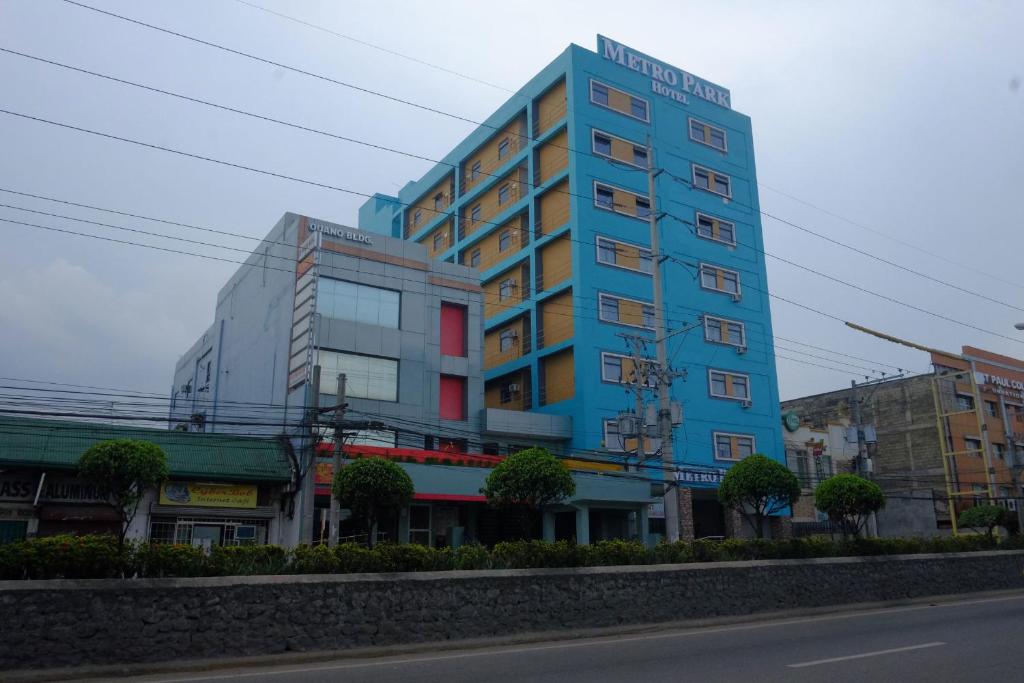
xmin=482 ymin=447 xmax=575 ymax=538
xmin=814 ymin=474 xmax=885 ymax=539
xmin=332 ymin=457 xmax=413 ymax=547
xmin=718 ymin=454 xmax=800 ymax=539
xmin=78 ymin=439 xmax=169 ymax=548
xmin=957 ymin=504 xmax=1009 ymax=538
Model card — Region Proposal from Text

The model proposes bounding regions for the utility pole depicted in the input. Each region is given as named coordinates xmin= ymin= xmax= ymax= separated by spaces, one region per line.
xmin=300 ymin=364 xmax=321 ymax=545
xmin=328 ymin=373 xmax=347 ymax=547
xmin=646 ymin=136 xmax=680 ymax=543
xmin=849 ymin=379 xmax=877 ymax=537
xmin=624 ymin=335 xmax=646 ymax=471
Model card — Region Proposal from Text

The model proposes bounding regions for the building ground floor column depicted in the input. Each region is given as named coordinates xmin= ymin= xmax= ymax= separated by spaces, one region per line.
xmin=676 ymin=486 xmax=696 ymax=541
xmin=575 ymin=504 xmax=590 ymax=545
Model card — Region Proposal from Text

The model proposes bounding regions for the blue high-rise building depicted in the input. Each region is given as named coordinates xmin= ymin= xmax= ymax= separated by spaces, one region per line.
xmin=360 ymin=36 xmax=784 ymax=538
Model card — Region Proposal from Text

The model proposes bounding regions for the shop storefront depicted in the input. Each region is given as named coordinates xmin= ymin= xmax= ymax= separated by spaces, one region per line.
xmin=146 ymin=481 xmax=276 ymax=549
xmin=0 ymin=470 xmax=119 ymax=541
xmin=0 ymin=415 xmax=294 ymax=546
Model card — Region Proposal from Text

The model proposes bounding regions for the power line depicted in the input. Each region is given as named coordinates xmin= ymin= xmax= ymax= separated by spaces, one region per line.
xmin=758 ymin=182 xmax=1024 ymax=293
xmin=229 ymin=0 xmax=515 ymax=94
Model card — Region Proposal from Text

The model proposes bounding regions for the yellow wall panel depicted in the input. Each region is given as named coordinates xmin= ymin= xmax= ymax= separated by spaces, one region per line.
xmin=483 ymin=264 xmax=523 ymax=319
xmin=542 ymin=347 xmax=575 ymax=404
xmin=484 ymin=316 xmax=528 ymax=370
xmin=406 ymin=175 xmax=453 ymax=237
xmin=536 ymin=79 xmax=566 ymax=136
xmin=539 ymin=233 xmax=572 ymax=290
xmin=537 ymin=129 xmax=568 ymax=184
xmin=462 ymin=115 xmax=526 ymax=195
xmin=541 ymin=288 xmax=573 ymax=347
xmin=538 ymin=180 xmax=570 ymax=235
xmin=417 ymin=219 xmax=453 ymax=259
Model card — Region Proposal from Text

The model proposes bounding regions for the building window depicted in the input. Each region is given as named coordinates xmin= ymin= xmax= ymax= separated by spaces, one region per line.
xmin=593 ymin=132 xmax=612 ymax=156
xmin=471 ymin=161 xmax=481 ymax=181
xmin=470 ymin=204 xmax=481 ymax=224
xmin=317 ymin=278 xmax=400 ymax=329
xmin=316 ymin=350 xmax=398 ymax=402
xmin=642 ymin=304 xmax=655 ymax=329
xmin=498 ymin=184 xmax=510 ymax=205
xmin=964 ymin=437 xmax=983 ymax=454
xmin=499 ymin=229 xmax=512 ymax=252
xmin=595 ymin=185 xmax=615 ymax=209
xmin=692 ymin=165 xmax=732 ymax=198
xmin=630 ymin=97 xmax=648 ymax=121
xmin=633 ymin=146 xmax=648 ymax=168
xmin=635 ymin=197 xmax=651 ymax=219
xmin=714 ymin=432 xmax=755 ymax=461
xmin=409 ymin=505 xmax=431 ymax=546
xmin=602 ymin=353 xmax=623 ymax=383
xmin=699 ymin=263 xmax=741 ymax=296
xmin=696 ymin=213 xmax=737 ymax=246
xmin=599 ymin=294 xmax=619 ymax=323
xmin=432 ymin=230 xmax=446 ymax=251
xmin=470 ymin=249 xmax=481 ymax=268
xmin=689 ymin=118 xmax=728 ymax=152
xmin=704 ymin=315 xmax=745 ymax=347
xmin=603 ymin=418 xmax=625 ymax=452
xmin=499 ymin=278 xmax=517 ymax=301
xmin=499 ymin=328 xmax=517 ymax=352
xmin=956 ymin=394 xmax=975 ymax=412
xmin=433 ymin=193 xmax=444 ymax=211
xmin=589 ymin=79 xmax=650 ymax=122
xmin=595 ymin=236 xmax=652 ymax=274
xmin=993 ymin=442 xmax=1006 ymax=460
xmin=413 ymin=209 xmax=422 ymax=227
xmin=709 ymin=369 xmax=750 ymax=401
xmin=985 ymin=400 xmax=999 ymax=417
xmin=498 ymin=137 xmax=510 ymax=160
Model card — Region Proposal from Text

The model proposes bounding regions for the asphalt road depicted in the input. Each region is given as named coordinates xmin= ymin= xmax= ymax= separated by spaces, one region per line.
xmin=93 ymin=592 xmax=1024 ymax=683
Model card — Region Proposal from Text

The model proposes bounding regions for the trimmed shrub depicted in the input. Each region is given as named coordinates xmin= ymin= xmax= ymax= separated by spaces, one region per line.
xmin=134 ymin=543 xmax=205 ymax=578
xmin=590 ymin=540 xmax=649 ymax=566
xmin=453 ymin=544 xmax=491 ymax=570
xmin=334 ymin=542 xmax=383 ymax=573
xmin=290 ymin=544 xmax=340 ymax=574
xmin=204 ymin=545 xmax=289 ymax=576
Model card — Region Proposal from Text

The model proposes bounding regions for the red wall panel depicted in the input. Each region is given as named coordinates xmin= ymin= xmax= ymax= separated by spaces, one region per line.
xmin=439 ymin=375 xmax=466 ymax=421
xmin=440 ymin=303 xmax=467 ymax=357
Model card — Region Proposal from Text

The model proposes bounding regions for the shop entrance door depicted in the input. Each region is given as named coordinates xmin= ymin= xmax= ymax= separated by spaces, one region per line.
xmin=191 ymin=524 xmax=222 ymax=551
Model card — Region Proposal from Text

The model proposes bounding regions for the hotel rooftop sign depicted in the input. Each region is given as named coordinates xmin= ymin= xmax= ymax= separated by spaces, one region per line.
xmin=597 ymin=35 xmax=731 ymax=110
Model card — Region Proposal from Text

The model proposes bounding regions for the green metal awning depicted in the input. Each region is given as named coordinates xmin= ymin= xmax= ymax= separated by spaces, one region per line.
xmin=0 ymin=415 xmax=293 ymax=483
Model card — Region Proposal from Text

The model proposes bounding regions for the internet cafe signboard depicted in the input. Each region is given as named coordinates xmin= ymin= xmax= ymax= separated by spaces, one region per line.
xmin=159 ymin=482 xmax=257 ymax=509
xmin=597 ymin=36 xmax=732 ymax=109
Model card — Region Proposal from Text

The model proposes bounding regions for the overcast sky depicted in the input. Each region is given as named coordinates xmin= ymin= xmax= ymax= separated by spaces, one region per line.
xmin=1 ymin=0 xmax=1022 ymax=404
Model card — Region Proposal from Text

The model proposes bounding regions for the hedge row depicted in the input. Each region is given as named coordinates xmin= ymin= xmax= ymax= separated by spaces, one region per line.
xmin=1 ymin=534 xmax=1021 ymax=580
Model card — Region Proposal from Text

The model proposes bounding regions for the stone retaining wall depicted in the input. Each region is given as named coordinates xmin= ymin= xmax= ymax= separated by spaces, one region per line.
xmin=2 ymin=550 xmax=1022 ymax=671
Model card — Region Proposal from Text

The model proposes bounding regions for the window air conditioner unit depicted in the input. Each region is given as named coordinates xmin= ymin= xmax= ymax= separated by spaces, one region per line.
xmin=741 ymin=399 xmax=752 ymax=409
xmin=1007 ymin=499 xmax=1018 ymax=512
xmin=507 ymin=383 xmax=521 ymax=393
xmin=737 ymin=345 xmax=747 ymax=355
xmin=731 ymin=293 xmax=741 ymax=303
xmin=235 ymin=525 xmax=257 ymax=542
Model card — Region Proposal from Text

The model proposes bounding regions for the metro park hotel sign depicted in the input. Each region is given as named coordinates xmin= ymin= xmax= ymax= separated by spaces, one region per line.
xmin=597 ymin=36 xmax=731 ymax=110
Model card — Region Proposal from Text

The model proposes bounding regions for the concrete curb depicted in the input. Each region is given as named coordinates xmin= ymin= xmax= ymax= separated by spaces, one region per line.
xmin=5 ymin=588 xmax=1024 ymax=683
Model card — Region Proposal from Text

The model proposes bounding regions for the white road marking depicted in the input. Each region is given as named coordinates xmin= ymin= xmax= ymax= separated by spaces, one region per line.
xmin=787 ymin=641 xmax=946 ymax=668
xmin=132 ymin=593 xmax=1024 ymax=682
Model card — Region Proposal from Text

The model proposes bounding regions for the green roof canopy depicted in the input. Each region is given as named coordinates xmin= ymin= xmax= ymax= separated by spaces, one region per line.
xmin=0 ymin=416 xmax=293 ymax=483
